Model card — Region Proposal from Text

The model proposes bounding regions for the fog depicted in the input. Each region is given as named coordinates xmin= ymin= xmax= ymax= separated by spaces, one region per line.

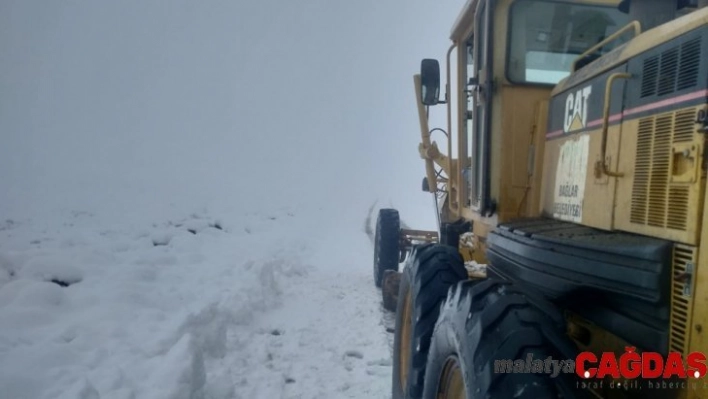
xmin=1 ymin=0 xmax=465 ymax=229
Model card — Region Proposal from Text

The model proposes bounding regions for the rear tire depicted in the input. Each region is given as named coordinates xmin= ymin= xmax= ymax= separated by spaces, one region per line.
xmin=382 ymin=270 xmax=401 ymax=312
xmin=374 ymin=208 xmax=400 ymax=287
xmin=423 ymin=278 xmax=589 ymax=399
xmin=392 ymin=244 xmax=467 ymax=399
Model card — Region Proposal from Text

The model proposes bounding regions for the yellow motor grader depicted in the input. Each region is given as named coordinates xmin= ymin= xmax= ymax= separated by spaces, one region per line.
xmin=372 ymin=0 xmax=708 ymax=397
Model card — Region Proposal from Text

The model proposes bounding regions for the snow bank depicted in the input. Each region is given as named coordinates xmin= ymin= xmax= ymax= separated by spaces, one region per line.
xmin=0 ymin=207 xmax=314 ymax=399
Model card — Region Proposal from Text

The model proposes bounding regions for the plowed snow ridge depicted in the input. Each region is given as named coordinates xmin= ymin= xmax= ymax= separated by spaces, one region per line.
xmin=0 ymin=205 xmax=392 ymax=399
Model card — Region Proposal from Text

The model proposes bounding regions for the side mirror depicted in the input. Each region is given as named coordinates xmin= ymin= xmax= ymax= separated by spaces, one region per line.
xmin=422 ymin=177 xmax=430 ymax=192
xmin=420 ymin=59 xmax=441 ymax=106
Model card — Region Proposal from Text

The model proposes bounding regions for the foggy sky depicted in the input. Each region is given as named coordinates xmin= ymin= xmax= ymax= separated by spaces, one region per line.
xmin=1 ymin=0 xmax=465 ymax=228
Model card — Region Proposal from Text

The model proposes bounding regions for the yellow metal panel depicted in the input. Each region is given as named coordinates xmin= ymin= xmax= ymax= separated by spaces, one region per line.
xmin=688 ymin=173 xmax=708 ymax=398
xmin=450 ymin=0 xmax=479 ymax=41
xmin=497 ymin=86 xmax=553 ymax=221
xmin=614 ymin=106 xmax=706 ymax=245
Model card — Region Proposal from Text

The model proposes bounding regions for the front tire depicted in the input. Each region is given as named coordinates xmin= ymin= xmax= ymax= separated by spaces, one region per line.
xmin=392 ymin=244 xmax=467 ymax=399
xmin=374 ymin=208 xmax=400 ymax=287
xmin=423 ymin=278 xmax=588 ymax=399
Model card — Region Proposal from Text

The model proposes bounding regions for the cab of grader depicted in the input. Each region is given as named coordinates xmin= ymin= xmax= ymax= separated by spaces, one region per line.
xmin=372 ymin=0 xmax=708 ymax=398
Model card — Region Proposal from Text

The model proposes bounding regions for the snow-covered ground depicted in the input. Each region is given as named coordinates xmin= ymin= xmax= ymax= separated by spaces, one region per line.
xmin=0 ymin=203 xmax=394 ymax=399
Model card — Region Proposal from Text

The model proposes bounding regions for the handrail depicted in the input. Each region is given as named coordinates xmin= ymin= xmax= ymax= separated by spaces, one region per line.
xmin=572 ymin=21 xmax=642 ymax=72
xmin=596 ymin=72 xmax=631 ymax=178
xmin=445 ymin=43 xmax=456 ymax=182
xmin=445 ymin=43 xmax=458 ymax=213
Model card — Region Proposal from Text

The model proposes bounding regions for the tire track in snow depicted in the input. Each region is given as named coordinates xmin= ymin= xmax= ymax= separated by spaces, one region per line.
xmin=216 ymin=233 xmax=392 ymax=398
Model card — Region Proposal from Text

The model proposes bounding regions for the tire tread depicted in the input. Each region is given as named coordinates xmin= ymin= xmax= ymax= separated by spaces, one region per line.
xmin=392 ymin=244 xmax=467 ymax=399
xmin=424 ymin=278 xmax=588 ymax=399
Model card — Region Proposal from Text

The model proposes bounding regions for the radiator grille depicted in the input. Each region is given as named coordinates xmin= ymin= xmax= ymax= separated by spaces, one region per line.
xmin=669 ymin=244 xmax=697 ymax=354
xmin=630 ymin=109 xmax=697 ymax=230
xmin=641 ymin=37 xmax=701 ymax=98
xmin=677 ymin=38 xmax=702 ymax=91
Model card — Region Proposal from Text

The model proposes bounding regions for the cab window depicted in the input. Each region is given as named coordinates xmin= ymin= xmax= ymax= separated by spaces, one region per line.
xmin=507 ymin=0 xmax=631 ymax=85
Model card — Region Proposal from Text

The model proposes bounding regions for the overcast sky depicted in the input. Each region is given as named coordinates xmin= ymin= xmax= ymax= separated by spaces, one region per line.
xmin=1 ymin=0 xmax=465 ymax=228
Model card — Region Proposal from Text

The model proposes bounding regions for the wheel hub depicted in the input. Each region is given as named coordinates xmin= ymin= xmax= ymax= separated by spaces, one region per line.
xmin=438 ymin=356 xmax=466 ymax=399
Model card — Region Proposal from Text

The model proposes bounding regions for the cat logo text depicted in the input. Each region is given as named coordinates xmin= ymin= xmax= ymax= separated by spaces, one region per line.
xmin=563 ymin=85 xmax=592 ymax=133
